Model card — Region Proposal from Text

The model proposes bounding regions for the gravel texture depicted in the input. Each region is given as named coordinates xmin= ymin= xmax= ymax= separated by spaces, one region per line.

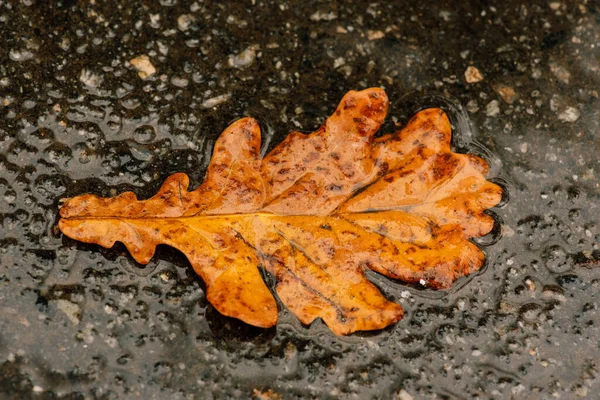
xmin=1 ymin=1 xmax=599 ymax=399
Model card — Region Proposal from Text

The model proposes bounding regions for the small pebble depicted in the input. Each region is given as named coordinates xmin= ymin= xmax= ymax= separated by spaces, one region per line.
xmin=367 ymin=30 xmax=385 ymax=40
xmin=56 ymin=299 xmax=81 ymax=325
xmin=495 ymin=85 xmax=517 ymax=104
xmin=228 ymin=45 xmax=258 ymax=69
xmin=397 ymin=390 xmax=414 ymax=400
xmin=465 ymin=66 xmax=484 ymax=83
xmin=177 ymin=14 xmax=194 ymax=31
xmin=549 ymin=2 xmax=561 ymax=10
xmin=549 ymin=62 xmax=571 ymax=84
xmin=79 ymin=68 xmax=103 ymax=87
xmin=9 ymin=49 xmax=35 ymax=62
xmin=557 ymin=107 xmax=580 ymax=123
xmin=310 ymin=10 xmax=337 ymax=21
xmin=171 ymin=77 xmax=189 ymax=88
xmin=466 ymin=100 xmax=479 ymax=113
xmin=333 ymin=57 xmax=345 ymax=68
xmin=485 ymin=100 xmax=500 ymax=117
xmin=130 ymin=55 xmax=156 ymax=79
xmin=201 ymin=93 xmax=231 ymax=109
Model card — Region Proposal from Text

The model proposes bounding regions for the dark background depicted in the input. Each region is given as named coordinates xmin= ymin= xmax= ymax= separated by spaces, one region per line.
xmin=1 ymin=0 xmax=599 ymax=398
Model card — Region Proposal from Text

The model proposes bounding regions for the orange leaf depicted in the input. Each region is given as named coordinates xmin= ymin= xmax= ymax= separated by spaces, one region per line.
xmin=58 ymin=88 xmax=502 ymax=335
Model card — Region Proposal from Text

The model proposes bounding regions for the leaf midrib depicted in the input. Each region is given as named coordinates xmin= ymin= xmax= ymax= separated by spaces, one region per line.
xmin=61 ymin=208 xmax=418 ymax=221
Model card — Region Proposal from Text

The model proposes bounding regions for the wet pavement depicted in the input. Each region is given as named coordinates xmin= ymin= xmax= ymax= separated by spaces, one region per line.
xmin=1 ymin=0 xmax=599 ymax=399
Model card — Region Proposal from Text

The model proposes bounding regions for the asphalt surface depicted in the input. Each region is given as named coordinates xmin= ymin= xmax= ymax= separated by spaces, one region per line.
xmin=1 ymin=1 xmax=599 ymax=399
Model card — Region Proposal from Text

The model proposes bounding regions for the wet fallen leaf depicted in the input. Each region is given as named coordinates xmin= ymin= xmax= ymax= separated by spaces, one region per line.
xmin=58 ymin=88 xmax=502 ymax=335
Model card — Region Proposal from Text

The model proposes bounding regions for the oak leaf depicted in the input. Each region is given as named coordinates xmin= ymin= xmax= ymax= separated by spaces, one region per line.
xmin=58 ymin=88 xmax=502 ymax=335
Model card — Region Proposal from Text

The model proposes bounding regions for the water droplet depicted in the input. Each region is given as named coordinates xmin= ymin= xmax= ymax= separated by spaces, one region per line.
xmin=542 ymin=245 xmax=572 ymax=273
xmin=134 ymin=126 xmax=157 ymax=143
